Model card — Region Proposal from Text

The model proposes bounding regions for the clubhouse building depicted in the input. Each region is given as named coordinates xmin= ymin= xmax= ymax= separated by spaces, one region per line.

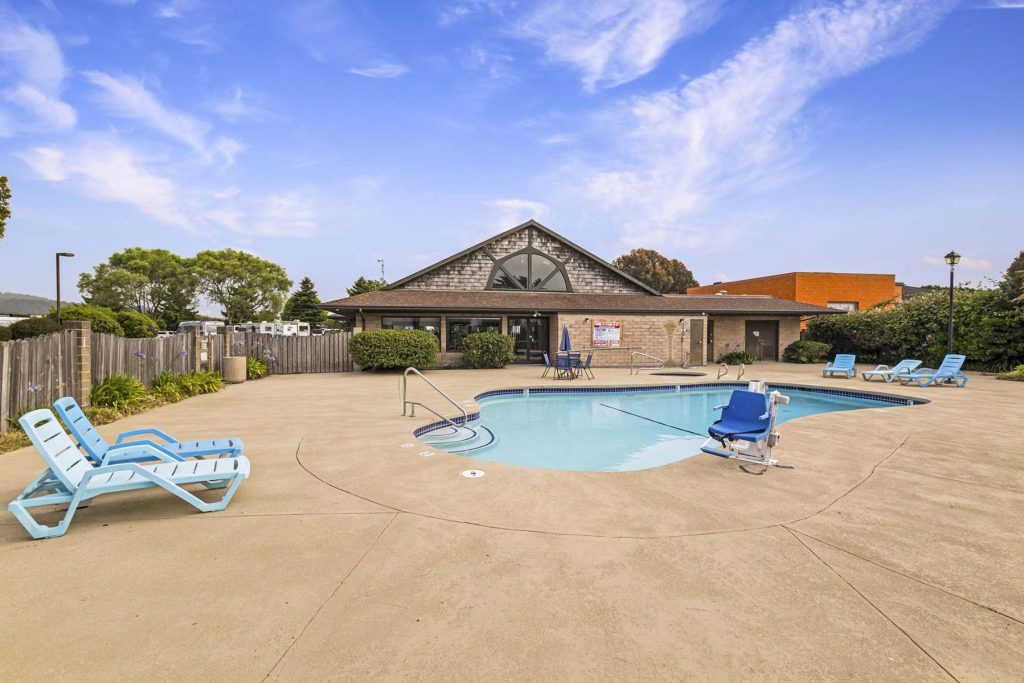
xmin=322 ymin=221 xmax=835 ymax=367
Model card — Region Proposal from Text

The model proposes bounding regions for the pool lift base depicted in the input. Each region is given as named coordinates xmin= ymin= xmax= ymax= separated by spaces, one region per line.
xmin=701 ymin=382 xmax=794 ymax=472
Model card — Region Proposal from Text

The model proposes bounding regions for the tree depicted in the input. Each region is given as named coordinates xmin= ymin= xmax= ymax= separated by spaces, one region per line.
xmin=192 ymin=249 xmax=292 ymax=324
xmin=283 ymin=277 xmax=328 ymax=326
xmin=346 ymin=276 xmax=386 ymax=296
xmin=78 ymin=248 xmax=198 ymax=328
xmin=116 ymin=311 xmax=159 ymax=338
xmin=612 ymin=248 xmax=699 ymax=293
xmin=999 ymin=249 xmax=1024 ymax=301
xmin=0 ymin=176 xmax=11 ymax=243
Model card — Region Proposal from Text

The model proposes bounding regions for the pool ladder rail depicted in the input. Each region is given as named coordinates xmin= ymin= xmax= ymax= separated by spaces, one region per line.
xmin=629 ymin=351 xmax=666 ymax=375
xmin=717 ymin=363 xmax=746 ymax=380
xmin=402 ymin=367 xmax=491 ymax=451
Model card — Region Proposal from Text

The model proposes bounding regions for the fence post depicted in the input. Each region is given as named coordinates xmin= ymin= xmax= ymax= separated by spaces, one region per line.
xmin=192 ymin=332 xmax=202 ymax=372
xmin=61 ymin=319 xmax=92 ymax=408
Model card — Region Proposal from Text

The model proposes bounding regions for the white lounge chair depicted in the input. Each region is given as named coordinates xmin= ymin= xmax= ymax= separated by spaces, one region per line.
xmin=861 ymin=359 xmax=922 ymax=383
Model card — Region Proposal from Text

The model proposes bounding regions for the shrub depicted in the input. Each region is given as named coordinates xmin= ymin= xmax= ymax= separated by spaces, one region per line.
xmin=997 ymin=364 xmax=1024 ymax=381
xmin=0 ymin=325 xmax=11 ymax=342
xmin=83 ymin=406 xmax=121 ymax=425
xmin=461 ymin=332 xmax=515 ymax=369
xmin=717 ymin=350 xmax=756 ymax=365
xmin=246 ymin=357 xmax=268 ymax=379
xmin=171 ymin=370 xmax=223 ymax=396
xmin=92 ymin=373 xmax=147 ymax=411
xmin=350 ymin=329 xmax=438 ymax=371
xmin=116 ymin=311 xmax=159 ymax=338
xmin=10 ymin=317 xmax=60 ymax=339
xmin=151 ymin=369 xmax=184 ymax=402
xmin=51 ymin=304 xmax=124 ymax=335
xmin=783 ymin=340 xmax=831 ymax=364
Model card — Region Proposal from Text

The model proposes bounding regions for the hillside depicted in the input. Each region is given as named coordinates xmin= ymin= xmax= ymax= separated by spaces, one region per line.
xmin=0 ymin=292 xmax=76 ymax=315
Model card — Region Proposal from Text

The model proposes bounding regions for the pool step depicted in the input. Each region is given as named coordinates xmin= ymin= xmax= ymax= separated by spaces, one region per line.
xmin=421 ymin=424 xmax=497 ymax=454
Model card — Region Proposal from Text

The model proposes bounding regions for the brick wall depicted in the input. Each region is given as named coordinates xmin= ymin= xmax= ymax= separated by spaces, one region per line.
xmin=688 ymin=272 xmax=900 ymax=311
xmin=688 ymin=273 xmax=797 ymax=299
xmin=556 ymin=314 xmax=709 ymax=367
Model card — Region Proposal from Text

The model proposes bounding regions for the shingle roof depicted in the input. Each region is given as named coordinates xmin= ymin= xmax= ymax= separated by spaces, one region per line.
xmin=320 ymin=289 xmax=836 ymax=316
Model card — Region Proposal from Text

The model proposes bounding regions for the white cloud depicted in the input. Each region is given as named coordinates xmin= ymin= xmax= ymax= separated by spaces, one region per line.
xmin=349 ymin=63 xmax=410 ymax=79
xmin=578 ymin=0 xmax=955 ymax=249
xmin=484 ymin=198 xmax=549 ymax=229
xmin=82 ymin=71 xmax=212 ymax=156
xmin=438 ymin=0 xmax=514 ymax=25
xmin=922 ymin=255 xmax=993 ymax=270
xmin=251 ymin=191 xmax=320 ymax=237
xmin=0 ymin=20 xmax=76 ymax=132
xmin=981 ymin=1 xmax=1024 ymax=8
xmin=155 ymin=0 xmax=198 ymax=19
xmin=514 ymin=0 xmax=721 ymax=91
xmin=214 ymin=136 xmax=246 ymax=167
xmin=208 ymin=86 xmax=263 ymax=121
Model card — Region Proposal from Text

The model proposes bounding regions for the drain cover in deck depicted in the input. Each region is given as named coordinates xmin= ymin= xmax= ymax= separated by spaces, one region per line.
xmin=461 ymin=469 xmax=485 ymax=478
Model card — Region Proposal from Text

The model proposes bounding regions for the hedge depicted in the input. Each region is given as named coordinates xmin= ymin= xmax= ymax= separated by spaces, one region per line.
xmin=10 ymin=317 xmax=61 ymax=339
xmin=50 ymin=304 xmax=123 ymax=335
xmin=806 ymin=288 xmax=1024 ymax=371
xmin=350 ymin=329 xmax=439 ymax=371
xmin=782 ymin=340 xmax=831 ymax=364
xmin=116 ymin=311 xmax=159 ymax=338
xmin=461 ymin=331 xmax=515 ymax=368
xmin=0 ymin=325 xmax=11 ymax=342
xmin=717 ymin=350 xmax=756 ymax=365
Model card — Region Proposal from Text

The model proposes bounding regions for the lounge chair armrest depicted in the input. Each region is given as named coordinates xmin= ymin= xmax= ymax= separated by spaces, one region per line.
xmin=81 ymin=461 xmax=150 ymax=482
xmin=100 ymin=444 xmax=181 ymax=466
xmin=874 ymin=365 xmax=890 ymax=371
xmin=115 ymin=428 xmax=177 ymax=444
xmin=103 ymin=440 xmax=185 ymax=462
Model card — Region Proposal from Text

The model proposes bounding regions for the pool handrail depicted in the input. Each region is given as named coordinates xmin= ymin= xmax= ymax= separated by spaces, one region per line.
xmin=402 ymin=367 xmax=469 ymax=431
xmin=630 ymin=351 xmax=665 ymax=375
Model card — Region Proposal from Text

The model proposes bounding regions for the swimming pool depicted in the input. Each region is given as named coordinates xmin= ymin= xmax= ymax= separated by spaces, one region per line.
xmin=417 ymin=384 xmax=919 ymax=472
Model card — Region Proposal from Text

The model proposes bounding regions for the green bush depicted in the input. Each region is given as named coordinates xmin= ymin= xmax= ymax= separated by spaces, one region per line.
xmin=92 ymin=373 xmax=147 ymax=411
xmin=717 ymin=350 xmax=756 ymax=365
xmin=116 ymin=311 xmax=159 ymax=338
xmin=51 ymin=304 xmax=123 ymax=335
xmin=997 ymin=364 xmax=1024 ymax=381
xmin=807 ymin=289 xmax=1024 ymax=371
xmin=10 ymin=317 xmax=60 ymax=339
xmin=783 ymin=340 xmax=831 ymax=364
xmin=0 ymin=325 xmax=11 ymax=342
xmin=461 ymin=331 xmax=515 ymax=368
xmin=350 ymin=329 xmax=438 ymax=371
xmin=246 ymin=357 xmax=268 ymax=379
xmin=151 ymin=369 xmax=184 ymax=402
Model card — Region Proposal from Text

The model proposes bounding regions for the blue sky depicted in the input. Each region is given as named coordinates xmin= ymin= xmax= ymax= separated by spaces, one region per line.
xmin=1 ymin=0 xmax=1022 ymax=306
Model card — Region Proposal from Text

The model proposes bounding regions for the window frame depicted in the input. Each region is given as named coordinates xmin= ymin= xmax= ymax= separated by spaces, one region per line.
xmin=381 ymin=316 xmax=442 ymax=346
xmin=445 ymin=317 xmax=502 ymax=352
xmin=485 ymin=247 xmax=573 ymax=292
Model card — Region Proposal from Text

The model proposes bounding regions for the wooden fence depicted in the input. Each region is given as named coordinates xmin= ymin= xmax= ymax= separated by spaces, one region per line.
xmin=90 ymin=332 xmax=224 ymax=385
xmin=231 ymin=331 xmax=352 ymax=374
xmin=0 ymin=331 xmax=81 ymax=433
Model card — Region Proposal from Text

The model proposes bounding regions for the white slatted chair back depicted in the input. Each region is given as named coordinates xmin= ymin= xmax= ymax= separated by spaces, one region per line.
xmin=19 ymin=409 xmax=93 ymax=490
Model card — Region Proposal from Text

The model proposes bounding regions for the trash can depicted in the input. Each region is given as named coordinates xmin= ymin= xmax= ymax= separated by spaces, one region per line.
xmin=222 ymin=355 xmax=246 ymax=384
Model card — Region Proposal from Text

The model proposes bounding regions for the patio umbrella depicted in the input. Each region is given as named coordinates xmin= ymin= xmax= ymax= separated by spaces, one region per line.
xmin=559 ymin=324 xmax=571 ymax=352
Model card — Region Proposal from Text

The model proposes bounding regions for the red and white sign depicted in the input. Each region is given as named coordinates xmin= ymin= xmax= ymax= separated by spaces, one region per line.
xmin=592 ymin=321 xmax=622 ymax=348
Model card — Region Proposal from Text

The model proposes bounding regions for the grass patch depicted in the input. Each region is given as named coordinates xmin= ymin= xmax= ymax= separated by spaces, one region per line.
xmin=996 ymin=364 xmax=1024 ymax=381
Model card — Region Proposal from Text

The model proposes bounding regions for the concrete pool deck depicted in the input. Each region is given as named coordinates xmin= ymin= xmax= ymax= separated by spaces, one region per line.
xmin=0 ymin=363 xmax=1021 ymax=681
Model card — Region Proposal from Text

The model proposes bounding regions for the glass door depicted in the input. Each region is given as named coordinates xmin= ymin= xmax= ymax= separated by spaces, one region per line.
xmin=508 ymin=316 xmax=550 ymax=364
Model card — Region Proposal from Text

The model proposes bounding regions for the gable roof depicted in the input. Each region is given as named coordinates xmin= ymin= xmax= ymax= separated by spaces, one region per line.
xmin=383 ymin=219 xmax=662 ymax=296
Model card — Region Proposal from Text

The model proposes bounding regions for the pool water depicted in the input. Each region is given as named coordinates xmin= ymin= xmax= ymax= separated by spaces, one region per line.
xmin=419 ymin=386 xmax=912 ymax=472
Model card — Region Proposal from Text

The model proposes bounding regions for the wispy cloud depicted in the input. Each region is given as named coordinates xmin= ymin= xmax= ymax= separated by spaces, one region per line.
xmin=82 ymin=71 xmax=212 ymax=155
xmin=154 ymin=0 xmax=198 ymax=19
xmin=207 ymin=86 xmax=265 ymax=122
xmin=979 ymin=1 xmax=1024 ymax=8
xmin=0 ymin=19 xmax=76 ymax=133
xmin=251 ymin=191 xmax=320 ymax=237
xmin=576 ymin=0 xmax=955 ymax=249
xmin=484 ymin=197 xmax=549 ymax=230
xmin=514 ymin=0 xmax=721 ymax=91
xmin=349 ymin=63 xmax=410 ymax=79
xmin=438 ymin=0 xmax=514 ymax=26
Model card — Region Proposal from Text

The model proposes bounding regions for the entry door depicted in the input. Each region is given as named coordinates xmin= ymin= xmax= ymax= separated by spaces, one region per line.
xmin=508 ymin=317 xmax=550 ymax=364
xmin=688 ymin=319 xmax=704 ymax=366
xmin=744 ymin=321 xmax=779 ymax=361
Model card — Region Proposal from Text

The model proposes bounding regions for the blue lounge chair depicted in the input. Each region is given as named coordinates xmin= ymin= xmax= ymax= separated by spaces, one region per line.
xmin=861 ymin=359 xmax=922 ymax=383
xmin=8 ymin=409 xmax=249 ymax=539
xmin=53 ymin=396 xmax=243 ymax=464
xmin=823 ymin=354 xmax=858 ymax=379
xmin=898 ymin=354 xmax=969 ymax=387
xmin=701 ymin=388 xmax=792 ymax=469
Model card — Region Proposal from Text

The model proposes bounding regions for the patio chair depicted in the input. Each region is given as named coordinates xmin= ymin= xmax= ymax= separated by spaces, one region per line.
xmin=554 ymin=354 xmax=575 ymax=380
xmin=700 ymin=388 xmax=792 ymax=470
xmin=8 ymin=409 xmax=250 ymax=539
xmin=580 ymin=353 xmax=595 ymax=380
xmin=823 ymin=354 xmax=858 ymax=379
xmin=541 ymin=352 xmax=554 ymax=378
xmin=861 ymin=359 xmax=922 ymax=383
xmin=898 ymin=354 xmax=969 ymax=387
xmin=53 ymin=396 xmax=243 ymax=465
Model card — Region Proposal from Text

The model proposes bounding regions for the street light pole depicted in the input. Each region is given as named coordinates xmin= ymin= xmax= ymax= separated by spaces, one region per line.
xmin=944 ymin=250 xmax=960 ymax=356
xmin=55 ymin=252 xmax=75 ymax=325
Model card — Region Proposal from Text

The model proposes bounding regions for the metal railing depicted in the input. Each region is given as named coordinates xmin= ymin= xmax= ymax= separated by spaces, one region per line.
xmin=401 ymin=367 xmax=469 ymax=431
xmin=716 ymin=363 xmax=746 ymax=380
xmin=629 ymin=351 xmax=666 ymax=375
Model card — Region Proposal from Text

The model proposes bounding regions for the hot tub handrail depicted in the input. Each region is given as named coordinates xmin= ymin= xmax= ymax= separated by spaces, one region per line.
xmin=402 ymin=367 xmax=469 ymax=431
xmin=717 ymin=362 xmax=746 ymax=380
xmin=629 ymin=351 xmax=666 ymax=375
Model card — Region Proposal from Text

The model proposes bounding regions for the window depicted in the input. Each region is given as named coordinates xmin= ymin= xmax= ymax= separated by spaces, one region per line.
xmin=382 ymin=316 xmax=441 ymax=346
xmin=487 ymin=248 xmax=571 ymax=292
xmin=446 ymin=317 xmax=501 ymax=351
xmin=827 ymin=301 xmax=859 ymax=312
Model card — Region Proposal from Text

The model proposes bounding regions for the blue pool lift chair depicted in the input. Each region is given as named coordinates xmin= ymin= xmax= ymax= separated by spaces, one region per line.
xmin=861 ymin=359 xmax=922 ymax=383
xmin=898 ymin=354 xmax=969 ymax=387
xmin=701 ymin=388 xmax=793 ymax=470
xmin=8 ymin=409 xmax=250 ymax=539
xmin=823 ymin=354 xmax=858 ymax=379
xmin=53 ymin=396 xmax=243 ymax=465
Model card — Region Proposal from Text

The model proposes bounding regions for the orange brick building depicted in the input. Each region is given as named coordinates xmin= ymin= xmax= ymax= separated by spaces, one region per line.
xmin=688 ymin=272 xmax=901 ymax=326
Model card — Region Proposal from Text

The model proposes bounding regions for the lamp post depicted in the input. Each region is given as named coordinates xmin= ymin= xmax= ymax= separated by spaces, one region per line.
xmin=944 ymin=250 xmax=960 ymax=355
xmin=55 ymin=252 xmax=75 ymax=325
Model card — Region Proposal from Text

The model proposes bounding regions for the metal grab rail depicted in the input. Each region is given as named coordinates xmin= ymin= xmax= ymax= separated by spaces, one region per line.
xmin=716 ymin=363 xmax=746 ymax=380
xmin=629 ymin=351 xmax=666 ymax=375
xmin=402 ymin=367 xmax=469 ymax=431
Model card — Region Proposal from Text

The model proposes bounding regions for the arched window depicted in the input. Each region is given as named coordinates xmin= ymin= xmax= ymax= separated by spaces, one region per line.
xmin=486 ymin=247 xmax=572 ymax=292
